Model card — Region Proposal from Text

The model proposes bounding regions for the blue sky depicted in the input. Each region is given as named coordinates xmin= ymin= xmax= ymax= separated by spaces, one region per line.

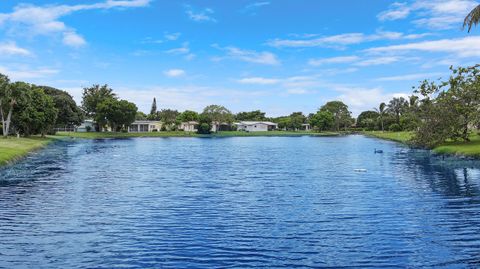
xmin=0 ymin=0 xmax=479 ymax=116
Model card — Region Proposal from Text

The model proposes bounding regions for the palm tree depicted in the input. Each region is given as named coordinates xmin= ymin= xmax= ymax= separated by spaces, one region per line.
xmin=374 ymin=102 xmax=387 ymax=132
xmin=464 ymin=4 xmax=480 ymax=32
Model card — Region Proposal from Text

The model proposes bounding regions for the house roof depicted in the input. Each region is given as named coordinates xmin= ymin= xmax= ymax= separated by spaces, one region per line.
xmin=235 ymin=121 xmax=278 ymax=126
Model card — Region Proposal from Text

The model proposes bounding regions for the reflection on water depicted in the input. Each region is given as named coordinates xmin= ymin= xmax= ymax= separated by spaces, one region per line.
xmin=1 ymin=135 xmax=480 ymax=268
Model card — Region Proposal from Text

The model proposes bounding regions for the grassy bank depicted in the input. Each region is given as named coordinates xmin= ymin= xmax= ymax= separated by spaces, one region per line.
xmin=55 ymin=131 xmax=341 ymax=139
xmin=363 ymin=131 xmax=413 ymax=143
xmin=0 ymin=137 xmax=53 ymax=166
xmin=364 ymin=131 xmax=480 ymax=157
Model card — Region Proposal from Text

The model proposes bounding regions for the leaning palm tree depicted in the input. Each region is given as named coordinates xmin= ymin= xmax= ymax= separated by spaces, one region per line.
xmin=464 ymin=4 xmax=480 ymax=32
xmin=374 ymin=102 xmax=387 ymax=132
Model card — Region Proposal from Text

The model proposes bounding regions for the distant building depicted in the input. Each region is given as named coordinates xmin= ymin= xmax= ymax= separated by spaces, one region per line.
xmin=301 ymin=124 xmax=311 ymax=131
xmin=235 ymin=121 xmax=278 ymax=132
xmin=128 ymin=121 xmax=162 ymax=132
xmin=180 ymin=121 xmax=198 ymax=132
xmin=76 ymin=120 xmax=95 ymax=132
xmin=211 ymin=122 xmax=231 ymax=132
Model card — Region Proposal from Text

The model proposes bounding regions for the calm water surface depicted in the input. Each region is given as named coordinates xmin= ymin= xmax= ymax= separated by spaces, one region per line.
xmin=1 ymin=135 xmax=480 ymax=268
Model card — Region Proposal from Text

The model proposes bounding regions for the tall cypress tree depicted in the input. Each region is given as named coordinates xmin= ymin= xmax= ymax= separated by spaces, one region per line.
xmin=149 ymin=97 xmax=157 ymax=117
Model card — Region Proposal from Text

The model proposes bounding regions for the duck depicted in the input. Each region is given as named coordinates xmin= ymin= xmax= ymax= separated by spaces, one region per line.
xmin=374 ymin=149 xmax=384 ymax=154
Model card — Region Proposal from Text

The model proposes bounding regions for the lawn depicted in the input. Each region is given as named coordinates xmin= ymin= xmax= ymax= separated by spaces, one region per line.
xmin=363 ymin=131 xmax=413 ymax=143
xmin=0 ymin=137 xmax=52 ymax=166
xmin=365 ymin=131 xmax=480 ymax=157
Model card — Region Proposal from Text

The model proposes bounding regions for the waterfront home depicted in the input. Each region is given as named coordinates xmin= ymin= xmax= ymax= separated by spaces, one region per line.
xmin=211 ymin=122 xmax=231 ymax=132
xmin=180 ymin=121 xmax=198 ymax=132
xmin=76 ymin=120 xmax=95 ymax=132
xmin=302 ymin=124 xmax=311 ymax=131
xmin=235 ymin=121 xmax=278 ymax=132
xmin=128 ymin=121 xmax=162 ymax=132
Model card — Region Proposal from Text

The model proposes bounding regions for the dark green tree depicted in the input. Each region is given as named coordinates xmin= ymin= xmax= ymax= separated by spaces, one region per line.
xmin=82 ymin=84 xmax=116 ymax=131
xmin=40 ymin=86 xmax=83 ymax=128
xmin=320 ymin=101 xmax=353 ymax=131
xmin=178 ymin=110 xmax=199 ymax=122
xmin=235 ymin=110 xmax=267 ymax=121
xmin=357 ymin=111 xmax=379 ymax=130
xmin=309 ymin=110 xmax=334 ymax=131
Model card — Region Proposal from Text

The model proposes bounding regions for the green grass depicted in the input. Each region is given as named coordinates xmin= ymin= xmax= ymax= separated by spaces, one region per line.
xmin=364 ymin=131 xmax=480 ymax=157
xmin=363 ymin=131 xmax=413 ymax=143
xmin=55 ymin=131 xmax=341 ymax=139
xmin=433 ymin=133 xmax=480 ymax=157
xmin=0 ymin=137 xmax=52 ymax=166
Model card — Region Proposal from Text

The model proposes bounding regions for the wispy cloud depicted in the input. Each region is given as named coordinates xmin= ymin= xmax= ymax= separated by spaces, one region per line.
xmin=375 ymin=72 xmax=444 ymax=81
xmin=241 ymin=2 xmax=270 ymax=15
xmin=267 ymin=31 xmax=430 ymax=48
xmin=308 ymin=56 xmax=359 ymax=66
xmin=0 ymin=66 xmax=59 ymax=80
xmin=366 ymin=36 xmax=480 ymax=58
xmin=213 ymin=45 xmax=280 ymax=65
xmin=0 ymin=41 xmax=31 ymax=56
xmin=0 ymin=0 xmax=151 ymax=47
xmin=378 ymin=0 xmax=478 ymax=30
xmin=237 ymin=77 xmax=280 ymax=85
xmin=355 ymin=56 xmax=400 ymax=66
xmin=185 ymin=5 xmax=217 ymax=22
xmin=164 ymin=69 xmax=186 ymax=77
xmin=164 ymin=42 xmax=195 ymax=60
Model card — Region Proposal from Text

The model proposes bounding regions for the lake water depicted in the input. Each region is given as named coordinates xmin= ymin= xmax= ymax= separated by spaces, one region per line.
xmin=1 ymin=135 xmax=480 ymax=268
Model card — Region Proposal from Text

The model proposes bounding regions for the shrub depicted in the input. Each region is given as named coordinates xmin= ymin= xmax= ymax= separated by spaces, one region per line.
xmin=389 ymin=123 xmax=402 ymax=132
xmin=86 ymin=126 xmax=92 ymax=132
xmin=197 ymin=123 xmax=211 ymax=134
xmin=152 ymin=129 xmax=158 ymax=132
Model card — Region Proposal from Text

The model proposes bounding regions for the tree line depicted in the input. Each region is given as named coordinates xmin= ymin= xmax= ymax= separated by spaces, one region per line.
xmin=357 ymin=65 xmax=480 ymax=149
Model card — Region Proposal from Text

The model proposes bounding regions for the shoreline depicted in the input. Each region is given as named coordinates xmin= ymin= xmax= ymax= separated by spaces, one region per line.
xmin=54 ymin=131 xmax=342 ymax=139
xmin=363 ymin=131 xmax=480 ymax=158
xmin=0 ymin=137 xmax=54 ymax=168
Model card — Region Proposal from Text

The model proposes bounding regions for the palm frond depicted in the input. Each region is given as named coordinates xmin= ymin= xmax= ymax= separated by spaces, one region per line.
xmin=464 ymin=4 xmax=480 ymax=32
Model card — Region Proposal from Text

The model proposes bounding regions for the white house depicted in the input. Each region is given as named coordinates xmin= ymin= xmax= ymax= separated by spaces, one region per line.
xmin=235 ymin=121 xmax=278 ymax=132
xmin=180 ymin=121 xmax=198 ymax=132
xmin=128 ymin=121 xmax=162 ymax=132
xmin=76 ymin=120 xmax=95 ymax=132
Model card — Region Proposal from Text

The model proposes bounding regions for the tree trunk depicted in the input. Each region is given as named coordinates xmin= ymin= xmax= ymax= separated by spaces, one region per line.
xmin=4 ymin=106 xmax=13 ymax=137
xmin=0 ymin=104 xmax=6 ymax=137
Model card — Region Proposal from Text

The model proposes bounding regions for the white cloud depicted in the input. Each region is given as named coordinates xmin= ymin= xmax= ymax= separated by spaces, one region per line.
xmin=0 ymin=41 xmax=31 ymax=56
xmin=165 ymin=42 xmax=190 ymax=54
xmin=308 ymin=56 xmax=359 ymax=66
xmin=267 ymin=31 xmax=430 ymax=48
xmin=355 ymin=56 xmax=400 ymax=66
xmin=366 ymin=36 xmax=480 ymax=58
xmin=0 ymin=0 xmax=151 ymax=47
xmin=378 ymin=0 xmax=478 ymax=30
xmin=164 ymin=32 xmax=181 ymax=41
xmin=0 ymin=66 xmax=59 ymax=80
xmin=185 ymin=5 xmax=217 ymax=22
xmin=214 ymin=45 xmax=280 ymax=65
xmin=164 ymin=69 xmax=186 ymax=77
xmin=62 ymin=31 xmax=87 ymax=47
xmin=237 ymin=77 xmax=280 ymax=85
xmin=241 ymin=2 xmax=271 ymax=15
xmin=375 ymin=72 xmax=444 ymax=81
xmin=378 ymin=2 xmax=412 ymax=21
xmin=332 ymin=85 xmax=410 ymax=116
xmin=286 ymin=88 xmax=309 ymax=95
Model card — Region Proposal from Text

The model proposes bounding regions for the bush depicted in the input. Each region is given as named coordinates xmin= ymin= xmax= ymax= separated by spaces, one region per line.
xmin=161 ymin=125 xmax=167 ymax=131
xmin=152 ymin=129 xmax=158 ymax=132
xmin=197 ymin=123 xmax=211 ymax=134
xmin=86 ymin=126 xmax=92 ymax=132
xmin=389 ymin=123 xmax=402 ymax=132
